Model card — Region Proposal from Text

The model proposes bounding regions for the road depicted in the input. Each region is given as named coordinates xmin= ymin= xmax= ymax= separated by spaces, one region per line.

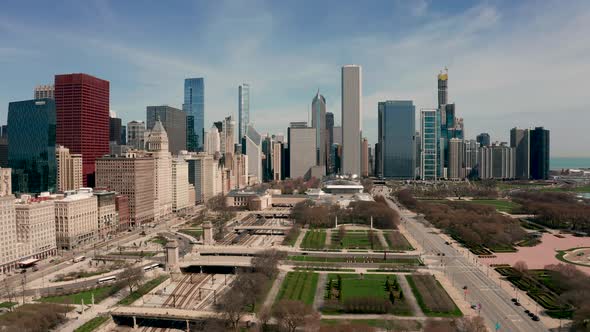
xmin=383 ymin=196 xmax=548 ymax=332
xmin=1 ymin=207 xmax=203 ymax=299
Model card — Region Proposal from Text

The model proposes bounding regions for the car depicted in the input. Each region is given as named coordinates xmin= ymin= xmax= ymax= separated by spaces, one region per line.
xmin=528 ymin=312 xmax=535 ymax=317
xmin=532 ymin=315 xmax=540 ymax=321
xmin=471 ymin=304 xmax=477 ymax=310
xmin=514 ymin=301 xmax=521 ymax=306
xmin=524 ymin=309 xmax=530 ymax=314
xmin=32 ymin=266 xmax=39 ymax=272
xmin=445 ymin=241 xmax=451 ymax=245
xmin=511 ymin=298 xmax=518 ymax=302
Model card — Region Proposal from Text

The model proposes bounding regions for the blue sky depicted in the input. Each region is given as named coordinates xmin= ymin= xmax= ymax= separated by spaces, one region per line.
xmin=1 ymin=0 xmax=589 ymax=157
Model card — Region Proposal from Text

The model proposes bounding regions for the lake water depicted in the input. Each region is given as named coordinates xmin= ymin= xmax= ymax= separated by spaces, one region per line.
xmin=550 ymin=157 xmax=590 ymax=170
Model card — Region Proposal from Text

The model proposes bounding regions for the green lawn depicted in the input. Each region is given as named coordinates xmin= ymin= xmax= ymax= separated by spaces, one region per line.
xmin=462 ymin=199 xmax=521 ymax=213
xmin=301 ymin=229 xmax=327 ymax=249
xmin=276 ymin=272 xmax=319 ymax=305
xmin=150 ymin=236 xmax=168 ymax=246
xmin=406 ymin=274 xmax=462 ymax=317
xmin=117 ymin=275 xmax=169 ymax=305
xmin=331 ymin=230 xmax=384 ymax=250
xmin=324 ymin=274 xmax=413 ymax=315
xmin=0 ymin=302 xmax=17 ymax=308
xmin=74 ymin=316 xmax=109 ymax=332
xmin=39 ymin=285 xmax=120 ymax=305
xmin=321 ymin=319 xmax=422 ymax=331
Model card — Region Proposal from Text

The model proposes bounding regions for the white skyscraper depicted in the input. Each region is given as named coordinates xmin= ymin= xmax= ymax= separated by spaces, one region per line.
xmin=341 ymin=65 xmax=362 ymax=176
xmin=205 ymin=125 xmax=221 ymax=154
xmin=238 ymin=84 xmax=250 ymax=142
xmin=145 ymin=120 xmax=173 ymax=218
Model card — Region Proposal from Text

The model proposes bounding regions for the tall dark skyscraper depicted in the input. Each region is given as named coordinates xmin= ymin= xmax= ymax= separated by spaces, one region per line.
xmin=438 ymin=68 xmax=448 ymax=108
xmin=183 ymin=78 xmax=204 ymax=151
xmin=120 ymin=125 xmax=127 ymax=145
xmin=377 ymin=101 xmax=416 ymax=179
xmin=311 ymin=91 xmax=327 ymax=168
xmin=476 ymin=133 xmax=491 ymax=147
xmin=7 ymin=99 xmax=56 ymax=193
xmin=146 ymin=105 xmax=187 ymax=154
xmin=55 ymin=73 xmax=109 ymax=187
xmin=109 ymin=116 xmax=122 ymax=144
xmin=530 ymin=127 xmax=550 ymax=180
xmin=326 ymin=112 xmax=334 ymax=173
xmin=510 ymin=128 xmax=530 ymax=179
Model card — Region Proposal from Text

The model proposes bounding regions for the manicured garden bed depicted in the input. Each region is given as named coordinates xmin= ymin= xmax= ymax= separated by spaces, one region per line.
xmin=322 ymin=274 xmax=412 ymax=316
xmin=276 ymin=272 xmax=319 ymax=305
xmin=405 ymin=274 xmax=462 ymax=317
xmin=330 ymin=230 xmax=384 ymax=250
xmin=383 ymin=231 xmax=414 ymax=251
xmin=74 ymin=315 xmax=110 ymax=332
xmin=117 ymin=275 xmax=168 ymax=305
xmin=301 ymin=229 xmax=327 ymax=249
xmin=39 ymin=285 xmax=122 ymax=305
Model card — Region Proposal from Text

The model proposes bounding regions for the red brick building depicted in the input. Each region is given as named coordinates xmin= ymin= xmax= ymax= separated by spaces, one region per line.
xmin=115 ymin=195 xmax=130 ymax=231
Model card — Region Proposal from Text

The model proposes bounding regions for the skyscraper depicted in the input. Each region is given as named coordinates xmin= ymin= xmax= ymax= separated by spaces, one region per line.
xmin=55 ymin=73 xmax=109 ymax=187
xmin=530 ymin=127 xmax=550 ymax=180
xmin=126 ymin=121 xmax=146 ymax=150
xmin=326 ymin=112 xmax=334 ymax=173
xmin=145 ymin=120 xmax=173 ymax=218
xmin=476 ymin=133 xmax=491 ymax=147
xmin=56 ymin=145 xmax=83 ymax=192
xmin=361 ymin=138 xmax=369 ymax=177
xmin=288 ymin=122 xmax=316 ymax=179
xmin=377 ymin=101 xmax=416 ymax=179
xmin=510 ymin=128 xmax=530 ymax=179
xmin=420 ymin=109 xmax=442 ymax=181
xmin=7 ymin=99 xmax=56 ymax=193
xmin=34 ymin=85 xmax=55 ymax=99
xmin=311 ymin=91 xmax=327 ymax=167
xmin=238 ymin=84 xmax=250 ymax=142
xmin=438 ymin=68 xmax=448 ymax=108
xmin=146 ymin=105 xmax=187 ymax=154
xmin=243 ymin=124 xmax=262 ymax=184
xmin=109 ymin=115 xmax=122 ymax=144
xmin=183 ymin=78 xmax=205 ymax=151
xmin=341 ymin=65 xmax=362 ymax=176
xmin=205 ymin=125 xmax=221 ymax=154
xmin=448 ymin=138 xmax=465 ymax=179
xmin=479 ymin=143 xmax=515 ymax=179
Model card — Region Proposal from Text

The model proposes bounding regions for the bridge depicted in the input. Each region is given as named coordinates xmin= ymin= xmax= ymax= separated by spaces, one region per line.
xmin=233 ymin=225 xmax=291 ymax=234
xmin=111 ymin=306 xmax=219 ymax=329
xmin=180 ymin=255 xmax=253 ymax=269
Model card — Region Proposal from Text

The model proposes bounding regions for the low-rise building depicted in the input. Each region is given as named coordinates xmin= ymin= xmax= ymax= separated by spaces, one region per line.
xmin=0 ymin=195 xmax=18 ymax=273
xmin=15 ymin=197 xmax=57 ymax=260
xmin=95 ymin=190 xmax=117 ymax=239
xmin=54 ymin=189 xmax=98 ymax=250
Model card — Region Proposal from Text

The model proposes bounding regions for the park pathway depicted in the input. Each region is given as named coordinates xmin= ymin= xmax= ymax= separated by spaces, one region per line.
xmin=324 ymin=229 xmax=332 ymax=247
xmin=262 ymin=271 xmax=286 ymax=309
xmin=397 ymin=275 xmax=424 ymax=317
xmin=312 ymin=274 xmax=327 ymax=310
xmin=293 ymin=229 xmax=307 ymax=249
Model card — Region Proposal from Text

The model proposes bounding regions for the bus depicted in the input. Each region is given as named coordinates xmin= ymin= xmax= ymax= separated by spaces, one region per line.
xmin=97 ymin=275 xmax=117 ymax=284
xmin=143 ymin=263 xmax=160 ymax=272
xmin=72 ymin=256 xmax=86 ymax=263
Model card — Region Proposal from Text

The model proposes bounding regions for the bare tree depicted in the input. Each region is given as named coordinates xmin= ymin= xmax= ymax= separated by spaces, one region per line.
xmin=513 ymin=261 xmax=528 ymax=275
xmin=457 ymin=316 xmax=487 ymax=332
xmin=119 ymin=266 xmax=144 ymax=293
xmin=272 ymin=300 xmax=317 ymax=332
xmin=257 ymin=306 xmax=272 ymax=332
xmin=218 ymin=287 xmax=248 ymax=332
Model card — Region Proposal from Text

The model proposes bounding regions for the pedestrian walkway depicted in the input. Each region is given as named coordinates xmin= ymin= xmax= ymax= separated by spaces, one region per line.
xmin=312 ymin=274 xmax=327 ymax=310
xmin=397 ymin=274 xmax=424 ymax=317
xmin=293 ymin=229 xmax=307 ymax=249
xmin=262 ymin=271 xmax=286 ymax=309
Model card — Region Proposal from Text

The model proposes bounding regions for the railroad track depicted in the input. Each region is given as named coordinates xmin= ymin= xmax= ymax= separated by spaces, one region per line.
xmin=162 ymin=274 xmax=190 ymax=307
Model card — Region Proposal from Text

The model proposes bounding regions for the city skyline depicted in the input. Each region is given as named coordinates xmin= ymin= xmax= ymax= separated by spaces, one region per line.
xmin=1 ymin=1 xmax=589 ymax=157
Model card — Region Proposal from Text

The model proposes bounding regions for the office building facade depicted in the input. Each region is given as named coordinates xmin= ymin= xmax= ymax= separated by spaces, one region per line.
xmin=56 ymin=145 xmax=83 ymax=192
xmin=171 ymin=157 xmax=190 ymax=212
xmin=238 ymin=84 xmax=250 ymax=141
xmin=479 ymin=144 xmax=515 ymax=179
xmin=34 ymin=84 xmax=55 ymax=99
xmin=94 ymin=190 xmax=117 ymax=239
xmin=341 ymin=65 xmax=362 ymax=176
xmin=311 ymin=91 xmax=327 ymax=168
xmin=288 ymin=122 xmax=316 ymax=179
xmin=126 ymin=121 xmax=146 ymax=150
xmin=95 ymin=153 xmax=155 ymax=226
xmin=183 ymin=78 xmax=205 ymax=151
xmin=15 ymin=198 xmax=57 ymax=260
xmin=476 ymin=133 xmax=491 ymax=147
xmin=510 ymin=128 xmax=531 ymax=179
xmin=420 ymin=109 xmax=442 ymax=180
xmin=55 ymin=73 xmax=109 ymax=187
xmin=54 ymin=190 xmax=98 ymax=250
xmin=145 ymin=120 xmax=173 ymax=218
xmin=7 ymin=99 xmax=56 ymax=193
xmin=0 ymin=196 xmax=17 ymax=273
xmin=377 ymin=100 xmax=416 ymax=179
xmin=109 ymin=116 xmax=122 ymax=144
xmin=448 ymin=138 xmax=465 ymax=179
xmin=530 ymin=127 xmax=550 ymax=180
xmin=243 ymin=125 xmax=262 ymax=184
xmin=146 ymin=105 xmax=187 ymax=154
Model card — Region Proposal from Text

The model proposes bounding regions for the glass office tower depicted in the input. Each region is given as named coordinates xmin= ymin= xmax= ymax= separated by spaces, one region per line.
xmin=377 ymin=101 xmax=416 ymax=179
xmin=420 ymin=108 xmax=442 ymax=181
xmin=7 ymin=99 xmax=56 ymax=193
xmin=183 ymin=78 xmax=205 ymax=151
xmin=530 ymin=127 xmax=550 ymax=180
xmin=238 ymin=84 xmax=250 ymax=142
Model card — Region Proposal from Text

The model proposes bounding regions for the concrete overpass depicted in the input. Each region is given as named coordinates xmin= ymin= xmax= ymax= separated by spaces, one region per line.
xmin=111 ymin=306 xmax=218 ymax=329
xmin=180 ymin=255 xmax=253 ymax=268
xmin=233 ymin=225 xmax=291 ymax=234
